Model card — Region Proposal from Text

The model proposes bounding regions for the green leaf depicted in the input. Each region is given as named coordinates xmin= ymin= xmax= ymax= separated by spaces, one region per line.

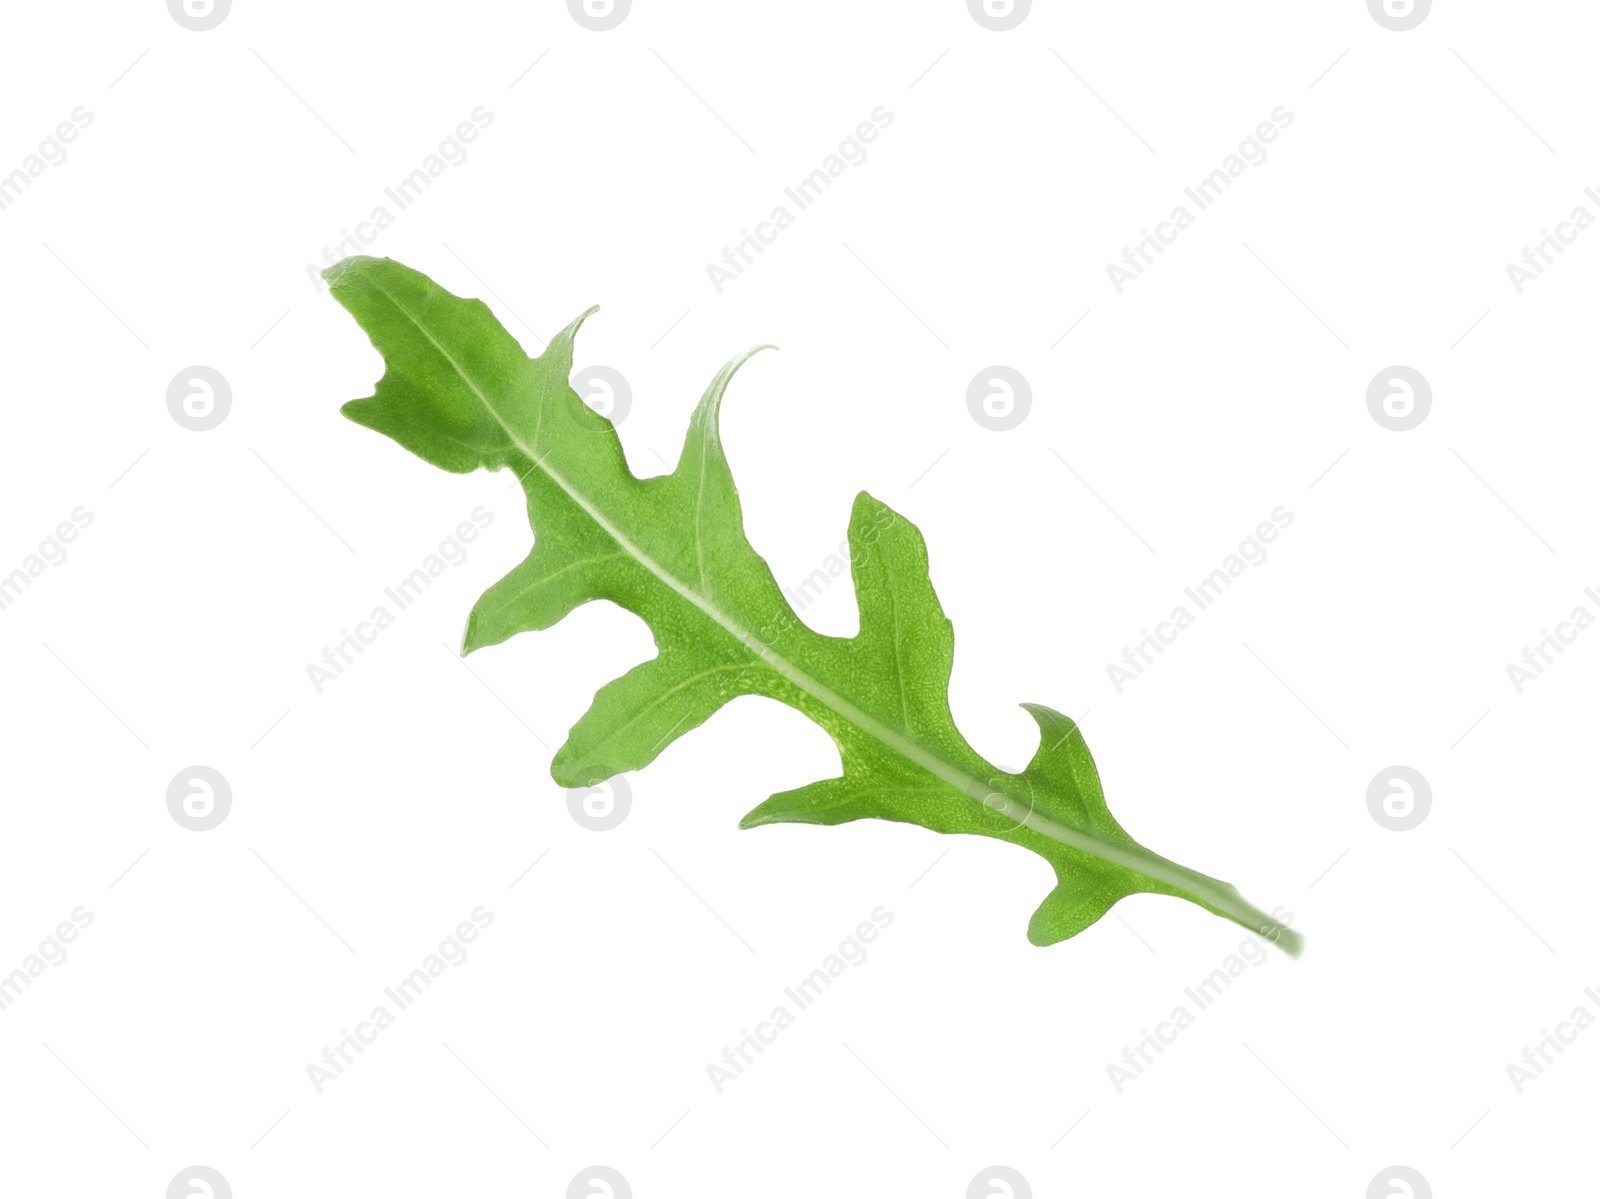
xmin=325 ymin=256 xmax=1303 ymax=956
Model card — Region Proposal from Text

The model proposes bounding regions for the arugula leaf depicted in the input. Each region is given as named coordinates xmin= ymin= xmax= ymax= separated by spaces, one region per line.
xmin=326 ymin=256 xmax=1302 ymax=956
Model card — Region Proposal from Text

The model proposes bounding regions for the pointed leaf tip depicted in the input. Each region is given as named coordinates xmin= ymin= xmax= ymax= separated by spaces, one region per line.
xmin=322 ymin=254 xmax=394 ymax=289
xmin=704 ymin=344 xmax=778 ymax=408
xmin=553 ymin=304 xmax=601 ymax=345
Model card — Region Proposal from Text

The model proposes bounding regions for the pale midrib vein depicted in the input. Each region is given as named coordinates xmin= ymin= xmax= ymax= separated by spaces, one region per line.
xmin=369 ymin=279 xmax=1283 ymax=938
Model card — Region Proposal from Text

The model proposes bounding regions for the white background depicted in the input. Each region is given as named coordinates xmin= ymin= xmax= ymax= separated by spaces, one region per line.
xmin=0 ymin=1 xmax=1593 ymax=1196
